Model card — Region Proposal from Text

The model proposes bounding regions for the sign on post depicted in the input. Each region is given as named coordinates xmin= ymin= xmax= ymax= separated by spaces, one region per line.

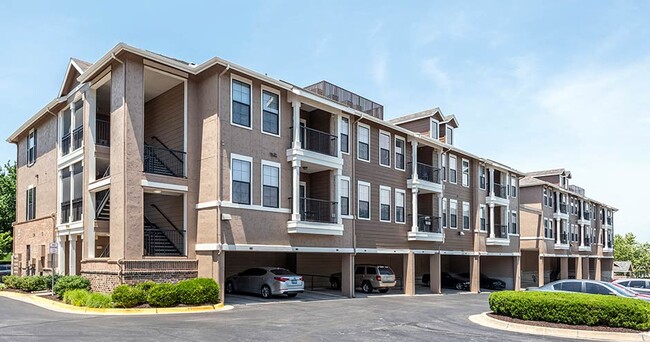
xmin=49 ymin=242 xmax=58 ymax=255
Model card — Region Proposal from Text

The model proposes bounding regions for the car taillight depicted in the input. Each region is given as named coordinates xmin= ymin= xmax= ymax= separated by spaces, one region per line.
xmin=299 ymin=277 xmax=303 ymax=281
xmin=376 ymin=275 xmax=382 ymax=281
xmin=274 ymin=277 xmax=289 ymax=282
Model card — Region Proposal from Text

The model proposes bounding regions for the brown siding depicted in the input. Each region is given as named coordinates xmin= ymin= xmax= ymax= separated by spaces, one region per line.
xmin=144 ymin=83 xmax=184 ymax=151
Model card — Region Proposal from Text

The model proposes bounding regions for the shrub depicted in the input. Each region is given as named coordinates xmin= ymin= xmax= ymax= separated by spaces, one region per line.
xmin=112 ymin=285 xmax=146 ymax=308
xmin=53 ymin=276 xmax=90 ymax=298
xmin=135 ymin=281 xmax=157 ymax=292
xmin=63 ymin=289 xmax=91 ymax=307
xmin=489 ymin=291 xmax=650 ymax=331
xmin=0 ymin=283 xmax=6 ymax=290
xmin=85 ymin=293 xmax=113 ymax=308
xmin=19 ymin=276 xmax=49 ymax=292
xmin=176 ymin=278 xmax=220 ymax=305
xmin=146 ymin=283 xmax=178 ymax=307
xmin=2 ymin=275 xmax=21 ymax=289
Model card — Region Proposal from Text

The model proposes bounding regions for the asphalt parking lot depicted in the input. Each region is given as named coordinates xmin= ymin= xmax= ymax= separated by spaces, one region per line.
xmin=0 ymin=292 xmax=573 ymax=342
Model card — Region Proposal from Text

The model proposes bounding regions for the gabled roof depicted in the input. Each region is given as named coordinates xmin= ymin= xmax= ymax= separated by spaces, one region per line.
xmin=59 ymin=58 xmax=93 ymax=97
xmin=388 ymin=107 xmax=443 ymax=125
xmin=442 ymin=114 xmax=459 ymax=128
xmin=519 ymin=175 xmax=618 ymax=210
xmin=614 ymin=261 xmax=632 ymax=273
xmin=527 ymin=168 xmax=572 ymax=179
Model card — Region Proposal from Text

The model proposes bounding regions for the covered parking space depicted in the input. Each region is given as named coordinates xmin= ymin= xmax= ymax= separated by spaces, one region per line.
xmin=439 ymin=254 xmax=476 ymax=293
xmin=480 ymin=255 xmax=518 ymax=290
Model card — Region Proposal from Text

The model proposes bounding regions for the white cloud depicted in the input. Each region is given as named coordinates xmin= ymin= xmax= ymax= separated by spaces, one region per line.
xmin=420 ymin=58 xmax=451 ymax=93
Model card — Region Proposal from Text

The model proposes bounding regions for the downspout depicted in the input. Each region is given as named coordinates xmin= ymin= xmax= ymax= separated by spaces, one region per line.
xmin=216 ymin=64 xmax=230 ymax=256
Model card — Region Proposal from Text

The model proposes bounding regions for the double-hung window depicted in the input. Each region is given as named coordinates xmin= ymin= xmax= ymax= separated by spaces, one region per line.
xmin=379 ymin=131 xmax=391 ymax=167
xmin=395 ymin=138 xmax=405 ymax=170
xmin=442 ymin=199 xmax=447 ymax=228
xmin=340 ymin=177 xmax=350 ymax=216
xmin=232 ymin=79 xmax=251 ymax=128
xmin=462 ymin=202 xmax=470 ymax=230
xmin=479 ymin=165 xmax=486 ymax=190
xmin=511 ymin=211 xmax=517 ymax=234
xmin=450 ymin=200 xmax=458 ymax=228
xmin=543 ymin=188 xmax=548 ymax=206
xmin=449 ymin=155 xmax=457 ymax=184
xmin=357 ymin=124 xmax=370 ymax=161
xmin=379 ymin=186 xmax=391 ymax=222
xmin=479 ymin=205 xmax=486 ymax=231
xmin=26 ymin=187 xmax=36 ymax=220
xmin=395 ymin=190 xmax=405 ymax=223
xmin=461 ymin=159 xmax=470 ymax=187
xmin=430 ymin=119 xmax=439 ymax=139
xmin=262 ymin=90 xmax=279 ymax=135
xmin=27 ymin=130 xmax=37 ymax=165
xmin=441 ymin=155 xmax=447 ymax=181
xmin=358 ymin=182 xmax=370 ymax=219
xmin=446 ymin=126 xmax=454 ymax=145
xmin=340 ymin=117 xmax=349 ymax=154
xmin=544 ymin=218 xmax=549 ymax=238
xmin=231 ymin=156 xmax=252 ymax=205
xmin=262 ymin=162 xmax=280 ymax=208
xmin=511 ymin=176 xmax=517 ymax=197
xmin=549 ymin=219 xmax=554 ymax=239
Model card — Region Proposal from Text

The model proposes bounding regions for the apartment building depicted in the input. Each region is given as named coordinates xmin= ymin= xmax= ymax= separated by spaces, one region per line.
xmin=519 ymin=169 xmax=616 ymax=287
xmin=9 ymin=43 xmax=526 ymax=300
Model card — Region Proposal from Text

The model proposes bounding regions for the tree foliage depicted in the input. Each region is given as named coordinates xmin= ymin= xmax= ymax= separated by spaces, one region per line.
xmin=614 ymin=233 xmax=650 ymax=277
xmin=0 ymin=161 xmax=16 ymax=257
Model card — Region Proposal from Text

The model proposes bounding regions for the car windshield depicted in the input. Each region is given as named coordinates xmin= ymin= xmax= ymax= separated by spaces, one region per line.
xmin=378 ymin=267 xmax=393 ymax=275
xmin=270 ymin=269 xmax=293 ymax=276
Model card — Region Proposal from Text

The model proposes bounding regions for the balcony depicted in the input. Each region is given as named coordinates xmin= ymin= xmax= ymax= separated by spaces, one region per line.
xmin=606 ymin=217 xmax=613 ymax=226
xmin=486 ymin=183 xmax=509 ymax=206
xmin=61 ymin=133 xmax=71 ymax=156
xmin=578 ymin=211 xmax=591 ymax=225
xmin=96 ymin=119 xmax=110 ymax=147
xmin=73 ymin=126 xmax=83 ymax=150
xmin=287 ymin=126 xmax=343 ymax=172
xmin=144 ymin=145 xmax=186 ymax=178
xmin=61 ymin=202 xmax=71 ymax=224
xmin=555 ymin=231 xmax=569 ymax=249
xmin=407 ymin=162 xmax=443 ymax=194
xmin=486 ymin=224 xmax=509 ymax=245
xmin=579 ymin=237 xmax=592 ymax=251
xmin=494 ymin=184 xmax=507 ymax=199
xmin=72 ymin=198 xmax=83 ymax=222
xmin=305 ymin=80 xmax=384 ymax=119
xmin=408 ymin=215 xmax=443 ymax=241
xmin=288 ymin=197 xmax=343 ymax=236
xmin=583 ymin=211 xmax=591 ymax=220
xmin=559 ymin=203 xmax=568 ymax=214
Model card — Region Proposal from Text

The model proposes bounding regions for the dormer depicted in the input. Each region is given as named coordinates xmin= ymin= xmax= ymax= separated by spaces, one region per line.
xmin=59 ymin=58 xmax=92 ymax=97
xmin=389 ymin=107 xmax=460 ymax=145
xmin=527 ymin=168 xmax=572 ymax=188
xmin=440 ymin=115 xmax=459 ymax=146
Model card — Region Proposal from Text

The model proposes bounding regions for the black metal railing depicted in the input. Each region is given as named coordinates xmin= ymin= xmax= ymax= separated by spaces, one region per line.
xmin=72 ymin=198 xmax=83 ymax=222
xmin=408 ymin=162 xmax=441 ymax=183
xmin=607 ymin=217 xmax=612 ymax=225
xmin=96 ymin=119 xmax=110 ymax=146
xmin=417 ymin=215 xmax=441 ymax=233
xmin=583 ymin=236 xmax=591 ymax=246
xmin=73 ymin=126 xmax=83 ymax=150
xmin=493 ymin=183 xmax=507 ymax=199
xmin=305 ymin=80 xmax=384 ymax=119
xmin=300 ymin=197 xmax=337 ymax=223
xmin=559 ymin=203 xmax=568 ymax=214
xmin=61 ymin=133 xmax=71 ymax=156
xmin=144 ymin=145 xmax=186 ymax=177
xmin=495 ymin=224 xmax=508 ymax=238
xmin=298 ymin=126 xmax=338 ymax=157
xmin=61 ymin=202 xmax=71 ymax=224
xmin=583 ymin=211 xmax=591 ymax=220
xmin=143 ymin=216 xmax=185 ymax=256
xmin=560 ymin=232 xmax=568 ymax=244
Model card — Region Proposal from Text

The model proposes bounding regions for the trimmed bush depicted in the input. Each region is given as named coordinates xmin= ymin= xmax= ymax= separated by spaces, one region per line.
xmin=135 ymin=281 xmax=157 ymax=292
xmin=85 ymin=293 xmax=113 ymax=308
xmin=147 ymin=283 xmax=178 ymax=307
xmin=53 ymin=276 xmax=90 ymax=298
xmin=176 ymin=278 xmax=220 ymax=305
xmin=18 ymin=276 xmax=49 ymax=292
xmin=0 ymin=283 xmax=6 ymax=290
xmin=63 ymin=289 xmax=91 ymax=307
xmin=2 ymin=275 xmax=21 ymax=289
xmin=112 ymin=285 xmax=146 ymax=308
xmin=489 ymin=291 xmax=650 ymax=331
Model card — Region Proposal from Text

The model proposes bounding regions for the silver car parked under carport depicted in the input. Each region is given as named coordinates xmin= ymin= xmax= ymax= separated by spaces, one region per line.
xmin=225 ymin=267 xmax=304 ymax=299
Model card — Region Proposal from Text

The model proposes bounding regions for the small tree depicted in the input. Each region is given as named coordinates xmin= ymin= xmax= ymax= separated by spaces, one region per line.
xmin=0 ymin=161 xmax=16 ymax=258
xmin=614 ymin=233 xmax=650 ymax=277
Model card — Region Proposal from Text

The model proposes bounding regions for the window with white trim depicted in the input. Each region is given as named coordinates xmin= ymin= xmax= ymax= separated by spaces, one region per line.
xmin=430 ymin=118 xmax=439 ymax=139
xmin=340 ymin=177 xmax=350 ymax=216
xmin=511 ymin=211 xmax=517 ymax=234
xmin=340 ymin=117 xmax=349 ymax=154
xmin=442 ymin=198 xmax=447 ymax=228
xmin=511 ymin=176 xmax=517 ymax=197
xmin=379 ymin=131 xmax=391 ymax=167
xmin=262 ymin=90 xmax=279 ymax=135
xmin=26 ymin=187 xmax=36 ymax=221
xmin=544 ymin=218 xmax=550 ymax=238
xmin=262 ymin=162 xmax=280 ymax=208
xmin=446 ymin=126 xmax=454 ymax=145
xmin=479 ymin=205 xmax=487 ymax=231
xmin=27 ymin=129 xmax=37 ymax=165
xmin=395 ymin=189 xmax=405 ymax=223
xmin=479 ymin=165 xmax=486 ymax=190
xmin=549 ymin=219 xmax=554 ymax=239
xmin=358 ymin=181 xmax=370 ymax=219
xmin=441 ymin=154 xmax=447 ymax=182
xmin=450 ymin=200 xmax=458 ymax=228
xmin=543 ymin=188 xmax=548 ymax=206
xmin=380 ymin=186 xmax=391 ymax=222
xmin=357 ymin=124 xmax=370 ymax=161
xmin=232 ymin=79 xmax=251 ymax=128
xmin=231 ymin=156 xmax=252 ymax=205
xmin=462 ymin=159 xmax=470 ymax=187
xmin=395 ymin=137 xmax=405 ymax=170
xmin=449 ymin=155 xmax=457 ymax=184
xmin=61 ymin=100 xmax=84 ymax=156
xmin=462 ymin=202 xmax=470 ymax=230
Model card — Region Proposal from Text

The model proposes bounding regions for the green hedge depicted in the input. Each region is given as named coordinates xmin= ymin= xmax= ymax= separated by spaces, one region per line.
xmin=147 ymin=283 xmax=179 ymax=307
xmin=176 ymin=278 xmax=220 ymax=305
xmin=3 ymin=275 xmax=57 ymax=292
xmin=112 ymin=284 xmax=146 ymax=308
xmin=489 ymin=291 xmax=650 ymax=331
xmin=53 ymin=276 xmax=90 ymax=298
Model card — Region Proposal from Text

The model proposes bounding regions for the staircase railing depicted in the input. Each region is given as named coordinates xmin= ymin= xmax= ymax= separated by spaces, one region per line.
xmin=144 ymin=143 xmax=185 ymax=178
xmin=149 ymin=205 xmax=185 ymax=255
xmin=95 ymin=190 xmax=110 ymax=219
xmin=143 ymin=216 xmax=184 ymax=256
xmin=99 ymin=243 xmax=109 ymax=258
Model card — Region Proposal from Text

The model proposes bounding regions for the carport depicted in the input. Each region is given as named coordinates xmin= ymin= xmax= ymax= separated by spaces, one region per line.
xmin=480 ymin=256 xmax=517 ymax=290
xmin=440 ymin=254 xmax=477 ymax=293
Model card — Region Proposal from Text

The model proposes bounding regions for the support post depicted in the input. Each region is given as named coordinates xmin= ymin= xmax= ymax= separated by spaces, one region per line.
xmin=291 ymin=161 xmax=301 ymax=222
xmin=411 ymin=188 xmax=419 ymax=232
xmin=57 ymin=235 xmax=66 ymax=275
xmin=215 ymin=251 xmax=225 ymax=304
xmin=560 ymin=257 xmax=568 ymax=280
xmin=341 ymin=253 xmax=355 ymax=298
xmin=292 ymin=100 xmax=301 ymax=149
xmin=538 ymin=255 xmax=545 ymax=286
xmin=595 ymin=258 xmax=602 ymax=281
xmin=430 ymin=254 xmax=441 ymax=294
xmin=575 ymin=256 xmax=583 ymax=280
xmin=469 ymin=255 xmax=480 ymax=293
xmin=68 ymin=235 xmax=77 ymax=275
xmin=513 ymin=256 xmax=521 ymax=291
xmin=489 ymin=204 xmax=495 ymax=238
xmin=404 ymin=252 xmax=415 ymax=296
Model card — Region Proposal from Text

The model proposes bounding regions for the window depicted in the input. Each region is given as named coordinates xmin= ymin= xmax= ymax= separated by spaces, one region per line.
xmin=480 ymin=205 xmax=487 ymax=232
xmin=449 ymin=155 xmax=457 ymax=184
xmin=441 ymin=154 xmax=447 ymax=181
xmin=511 ymin=176 xmax=517 ymax=197
xmin=340 ymin=177 xmax=350 ymax=216
xmin=358 ymin=181 xmax=370 ymax=219
xmin=395 ymin=190 xmax=405 ymax=223
xmin=442 ymin=199 xmax=447 ymax=228
xmin=549 ymin=219 xmax=554 ymax=239
xmin=262 ymin=90 xmax=279 ymax=135
xmin=543 ymin=188 xmax=548 ymax=206
xmin=27 ymin=129 xmax=37 ymax=165
xmin=629 ymin=281 xmax=647 ymax=289
xmin=479 ymin=165 xmax=486 ymax=190
xmin=544 ymin=218 xmax=549 ymax=238
xmin=26 ymin=187 xmax=36 ymax=220
xmin=585 ymin=283 xmax=611 ymax=295
xmin=462 ymin=202 xmax=470 ymax=230
xmin=446 ymin=126 xmax=454 ymax=145
xmin=231 ymin=156 xmax=251 ymax=204
xmin=430 ymin=119 xmax=439 ymax=139
xmin=357 ymin=124 xmax=370 ymax=161
xmin=461 ymin=159 xmax=470 ymax=187
xmin=450 ymin=200 xmax=458 ymax=228
xmin=511 ymin=211 xmax=517 ymax=234
xmin=232 ymin=79 xmax=251 ymax=128
xmin=340 ymin=117 xmax=349 ymax=153
xmin=561 ymin=281 xmax=582 ymax=292
xmin=395 ymin=138 xmax=405 ymax=170
xmin=262 ymin=162 xmax=280 ymax=208
xmin=379 ymin=131 xmax=391 ymax=167
xmin=380 ymin=186 xmax=391 ymax=222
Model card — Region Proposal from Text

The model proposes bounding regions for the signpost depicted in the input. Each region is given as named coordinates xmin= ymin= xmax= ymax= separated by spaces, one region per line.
xmin=49 ymin=242 xmax=58 ymax=293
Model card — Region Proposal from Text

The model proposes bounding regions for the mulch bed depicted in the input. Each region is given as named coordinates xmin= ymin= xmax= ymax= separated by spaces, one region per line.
xmin=487 ymin=313 xmax=644 ymax=334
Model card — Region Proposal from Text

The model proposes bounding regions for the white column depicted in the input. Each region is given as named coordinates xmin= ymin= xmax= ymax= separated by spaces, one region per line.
xmin=580 ymin=199 xmax=585 ymax=220
xmin=411 ymin=188 xmax=419 ymax=232
xmin=489 ymin=168 xmax=495 ymax=196
xmin=436 ymin=150 xmax=442 ymax=182
xmin=411 ymin=140 xmax=418 ymax=181
xmin=506 ymin=204 xmax=510 ymax=237
xmin=57 ymin=235 xmax=66 ymax=275
xmin=437 ymin=195 xmax=442 ymax=231
xmin=68 ymin=235 xmax=77 ymax=275
xmin=556 ymin=219 xmax=561 ymax=244
xmin=579 ymin=223 xmax=584 ymax=247
xmin=335 ymin=169 xmax=342 ymax=225
xmin=292 ymin=100 xmax=301 ymax=149
xmin=291 ymin=161 xmax=301 ymax=221
xmin=489 ymin=204 xmax=495 ymax=238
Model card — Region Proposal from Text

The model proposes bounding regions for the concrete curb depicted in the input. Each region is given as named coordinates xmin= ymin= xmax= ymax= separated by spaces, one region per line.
xmin=469 ymin=312 xmax=650 ymax=341
xmin=0 ymin=291 xmax=234 ymax=315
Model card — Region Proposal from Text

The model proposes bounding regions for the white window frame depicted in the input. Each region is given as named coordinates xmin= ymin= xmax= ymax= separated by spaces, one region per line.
xmin=357 ymin=123 xmax=370 ymax=163
xmin=446 ymin=126 xmax=454 ymax=145
xmin=430 ymin=118 xmax=439 ymax=139
xmin=26 ymin=185 xmax=36 ymax=221
xmin=511 ymin=176 xmax=517 ymax=198
xmin=449 ymin=155 xmax=457 ymax=184
xmin=340 ymin=176 xmax=351 ymax=218
xmin=462 ymin=201 xmax=470 ymax=230
xmin=357 ymin=181 xmax=371 ymax=220
xmin=461 ymin=158 xmax=470 ymax=187
xmin=479 ymin=204 xmax=487 ymax=232
xmin=442 ymin=198 xmax=447 ymax=228
xmin=441 ymin=154 xmax=447 ymax=182
xmin=260 ymin=85 xmax=281 ymax=137
xmin=27 ymin=128 xmax=36 ymax=166
xmin=379 ymin=185 xmax=391 ymax=222
xmin=395 ymin=189 xmax=406 ymax=224
xmin=394 ymin=136 xmax=406 ymax=171
xmin=260 ymin=160 xmax=281 ymax=208
xmin=378 ymin=130 xmax=391 ymax=168
xmin=339 ymin=116 xmax=350 ymax=155
xmin=230 ymin=153 xmax=253 ymax=205
xmin=478 ymin=165 xmax=486 ymax=190
xmin=230 ymin=74 xmax=253 ymax=130
xmin=511 ymin=211 xmax=518 ymax=235
xmin=450 ymin=199 xmax=458 ymax=229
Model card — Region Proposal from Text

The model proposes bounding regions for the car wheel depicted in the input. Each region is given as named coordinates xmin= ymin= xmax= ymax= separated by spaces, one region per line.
xmin=261 ymin=285 xmax=272 ymax=299
xmin=287 ymin=293 xmax=298 ymax=298
xmin=455 ymin=283 xmax=464 ymax=290
xmin=330 ymin=280 xmax=339 ymax=290
xmin=225 ymin=281 xmax=234 ymax=294
xmin=378 ymin=288 xmax=389 ymax=293
xmin=362 ymin=281 xmax=373 ymax=294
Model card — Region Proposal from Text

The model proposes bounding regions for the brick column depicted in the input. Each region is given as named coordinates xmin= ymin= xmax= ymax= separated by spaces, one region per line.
xmin=430 ymin=254 xmax=441 ymax=294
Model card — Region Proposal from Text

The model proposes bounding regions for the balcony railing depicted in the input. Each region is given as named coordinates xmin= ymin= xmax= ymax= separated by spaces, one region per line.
xmin=560 ymin=232 xmax=568 ymax=244
xmin=305 ymin=80 xmax=384 ymax=119
xmin=407 ymin=162 xmax=441 ymax=183
xmin=61 ymin=133 xmax=71 ymax=156
xmin=73 ymin=126 xmax=83 ymax=150
xmin=494 ymin=224 xmax=508 ymax=238
xmin=298 ymin=126 xmax=338 ymax=157
xmin=606 ymin=239 xmax=612 ymax=248
xmin=96 ymin=119 xmax=110 ymax=146
xmin=144 ymin=145 xmax=186 ymax=178
xmin=72 ymin=198 xmax=83 ymax=222
xmin=559 ymin=203 xmax=568 ymax=214
xmin=61 ymin=202 xmax=71 ymax=224
xmin=583 ymin=211 xmax=591 ymax=220
xmin=583 ymin=236 xmax=591 ymax=246
xmin=300 ymin=197 xmax=337 ymax=223
xmin=607 ymin=217 xmax=612 ymax=226
xmin=417 ymin=215 xmax=441 ymax=233
xmin=493 ymin=183 xmax=507 ymax=199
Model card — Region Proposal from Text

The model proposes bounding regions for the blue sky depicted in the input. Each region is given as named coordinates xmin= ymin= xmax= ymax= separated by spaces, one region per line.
xmin=1 ymin=1 xmax=648 ymax=240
